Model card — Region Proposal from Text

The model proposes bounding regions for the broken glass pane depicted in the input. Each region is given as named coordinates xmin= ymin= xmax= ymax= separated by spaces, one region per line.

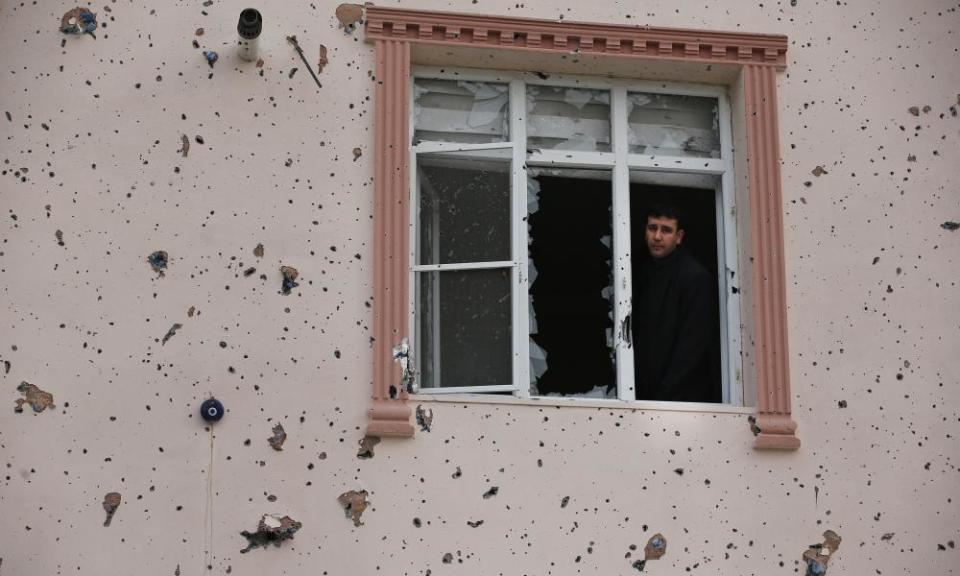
xmin=418 ymin=149 xmax=511 ymax=265
xmin=627 ymin=92 xmax=720 ymax=158
xmin=527 ymin=169 xmax=616 ymax=398
xmin=526 ymin=85 xmax=611 ymax=152
xmin=418 ymin=268 xmax=512 ymax=389
xmin=414 ymin=78 xmax=509 ymax=144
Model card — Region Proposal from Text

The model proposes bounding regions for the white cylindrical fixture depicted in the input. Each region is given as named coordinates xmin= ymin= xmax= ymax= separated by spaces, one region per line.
xmin=237 ymin=8 xmax=262 ymax=62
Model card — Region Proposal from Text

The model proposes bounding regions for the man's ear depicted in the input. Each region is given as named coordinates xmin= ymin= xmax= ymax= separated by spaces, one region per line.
xmin=676 ymin=229 xmax=685 ymax=244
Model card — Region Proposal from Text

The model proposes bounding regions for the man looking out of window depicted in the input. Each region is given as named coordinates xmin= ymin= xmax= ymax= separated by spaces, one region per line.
xmin=633 ymin=204 xmax=720 ymax=402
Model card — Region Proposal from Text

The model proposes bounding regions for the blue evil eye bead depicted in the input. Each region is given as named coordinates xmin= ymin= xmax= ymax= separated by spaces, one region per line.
xmin=200 ymin=398 xmax=224 ymax=422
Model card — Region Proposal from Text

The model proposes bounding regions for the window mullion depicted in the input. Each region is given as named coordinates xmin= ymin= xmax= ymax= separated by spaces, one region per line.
xmin=611 ymin=87 xmax=635 ymax=402
xmin=510 ymin=78 xmax=531 ymax=399
xmin=717 ymin=93 xmax=743 ymax=406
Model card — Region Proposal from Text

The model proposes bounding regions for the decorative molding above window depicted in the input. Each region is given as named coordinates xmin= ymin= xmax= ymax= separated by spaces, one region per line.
xmin=365 ymin=7 xmax=787 ymax=69
xmin=364 ymin=7 xmax=799 ymax=450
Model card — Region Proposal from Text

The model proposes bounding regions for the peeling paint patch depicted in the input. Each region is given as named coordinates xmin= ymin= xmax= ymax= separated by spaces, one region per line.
xmin=482 ymin=486 xmax=499 ymax=499
xmin=102 ymin=492 xmax=121 ymax=527
xmin=632 ymin=533 xmax=667 ymax=571
xmin=268 ymin=424 xmax=287 ymax=451
xmin=335 ymin=4 xmax=364 ymax=32
xmin=14 ymin=382 xmax=55 ymax=413
xmin=161 ymin=323 xmax=183 ymax=345
xmin=179 ymin=134 xmax=190 ymax=157
xmin=148 ymin=251 xmax=169 ymax=276
xmin=239 ymin=514 xmax=302 ymax=553
xmin=60 ymin=7 xmax=97 ymax=37
xmin=415 ymin=405 xmax=433 ymax=432
xmin=803 ymin=530 xmax=841 ymax=575
xmin=357 ymin=435 xmax=380 ymax=459
xmin=280 ymin=266 xmax=299 ymax=295
xmin=941 ymin=221 xmax=959 ymax=231
xmin=318 ymin=45 xmax=328 ymax=73
xmin=337 ymin=490 xmax=369 ymax=526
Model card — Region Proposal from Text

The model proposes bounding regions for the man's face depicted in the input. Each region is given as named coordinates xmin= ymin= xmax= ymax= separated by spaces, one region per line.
xmin=645 ymin=216 xmax=684 ymax=259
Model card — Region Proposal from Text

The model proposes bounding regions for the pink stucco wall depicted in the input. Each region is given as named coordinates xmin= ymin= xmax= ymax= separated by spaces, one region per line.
xmin=1 ymin=1 xmax=957 ymax=574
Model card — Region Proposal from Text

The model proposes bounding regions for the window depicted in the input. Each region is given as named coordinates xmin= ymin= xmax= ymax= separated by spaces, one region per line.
xmin=364 ymin=7 xmax=799 ymax=448
xmin=409 ymin=70 xmax=742 ymax=405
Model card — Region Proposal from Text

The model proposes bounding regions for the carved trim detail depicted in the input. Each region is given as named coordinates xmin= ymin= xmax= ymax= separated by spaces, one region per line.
xmin=744 ymin=64 xmax=799 ymax=450
xmin=369 ymin=39 xmax=414 ymax=438
xmin=364 ymin=7 xmax=787 ymax=68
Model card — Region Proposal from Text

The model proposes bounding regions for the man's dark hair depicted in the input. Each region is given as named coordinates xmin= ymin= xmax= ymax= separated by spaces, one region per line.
xmin=645 ymin=203 xmax=685 ymax=231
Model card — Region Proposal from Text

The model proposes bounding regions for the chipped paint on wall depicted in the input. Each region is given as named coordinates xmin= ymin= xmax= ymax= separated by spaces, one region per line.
xmin=102 ymin=492 xmax=121 ymax=527
xmin=267 ymin=423 xmax=286 ymax=451
xmin=803 ymin=530 xmax=841 ymax=575
xmin=356 ymin=435 xmax=380 ymax=459
xmin=415 ymin=404 xmax=433 ymax=432
xmin=239 ymin=515 xmax=302 ymax=553
xmin=337 ymin=490 xmax=369 ymax=527
xmin=13 ymin=382 xmax=54 ymax=413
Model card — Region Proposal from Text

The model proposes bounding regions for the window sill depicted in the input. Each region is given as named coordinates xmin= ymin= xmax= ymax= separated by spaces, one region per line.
xmin=409 ymin=393 xmax=755 ymax=415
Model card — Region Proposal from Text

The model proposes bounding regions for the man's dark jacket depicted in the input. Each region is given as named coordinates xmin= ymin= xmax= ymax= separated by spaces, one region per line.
xmin=633 ymin=247 xmax=720 ymax=402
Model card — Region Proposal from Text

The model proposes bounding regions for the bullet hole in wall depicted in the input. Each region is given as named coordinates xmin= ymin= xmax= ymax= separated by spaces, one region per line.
xmin=268 ymin=424 xmax=287 ymax=451
xmin=239 ymin=515 xmax=302 ymax=553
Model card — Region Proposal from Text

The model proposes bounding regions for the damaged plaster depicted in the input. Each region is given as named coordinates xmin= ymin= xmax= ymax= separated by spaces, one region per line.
xmin=13 ymin=382 xmax=54 ymax=413
xmin=161 ymin=323 xmax=183 ymax=345
xmin=102 ymin=492 xmax=121 ymax=527
xmin=803 ymin=530 xmax=841 ymax=575
xmin=631 ymin=533 xmax=667 ymax=572
xmin=147 ymin=251 xmax=168 ymax=276
xmin=415 ymin=405 xmax=433 ymax=432
xmin=337 ymin=490 xmax=370 ymax=527
xmin=239 ymin=515 xmax=302 ymax=553
xmin=356 ymin=435 xmax=380 ymax=459
xmin=268 ymin=423 xmax=287 ymax=451
xmin=280 ymin=265 xmax=299 ymax=295
xmin=335 ymin=4 xmax=364 ymax=32
xmin=60 ymin=7 xmax=96 ymax=37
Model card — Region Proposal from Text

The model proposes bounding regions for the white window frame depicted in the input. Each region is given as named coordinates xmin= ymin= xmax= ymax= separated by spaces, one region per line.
xmin=408 ymin=66 xmax=743 ymax=406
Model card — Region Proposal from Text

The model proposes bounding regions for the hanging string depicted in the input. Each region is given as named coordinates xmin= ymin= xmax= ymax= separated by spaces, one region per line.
xmin=203 ymin=425 xmax=215 ymax=572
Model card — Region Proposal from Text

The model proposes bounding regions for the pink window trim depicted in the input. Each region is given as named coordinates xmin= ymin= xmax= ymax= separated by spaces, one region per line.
xmin=364 ymin=7 xmax=800 ymax=450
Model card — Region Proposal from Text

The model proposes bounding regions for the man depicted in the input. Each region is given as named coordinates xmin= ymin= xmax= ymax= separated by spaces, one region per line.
xmin=633 ymin=204 xmax=719 ymax=402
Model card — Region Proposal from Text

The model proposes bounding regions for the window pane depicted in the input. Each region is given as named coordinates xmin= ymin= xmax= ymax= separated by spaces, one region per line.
xmin=527 ymin=169 xmax=616 ymax=397
xmin=414 ymin=78 xmax=509 ymax=144
xmin=418 ymin=149 xmax=511 ymax=265
xmin=526 ymin=86 xmax=611 ymax=152
xmin=627 ymin=93 xmax=720 ymax=158
xmin=418 ymin=269 xmax=512 ymax=389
